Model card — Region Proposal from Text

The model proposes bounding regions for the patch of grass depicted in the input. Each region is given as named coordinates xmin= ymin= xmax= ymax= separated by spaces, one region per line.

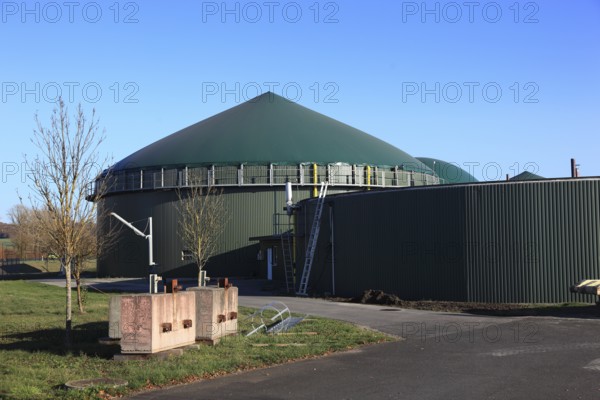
xmin=0 ymin=281 xmax=392 ymax=399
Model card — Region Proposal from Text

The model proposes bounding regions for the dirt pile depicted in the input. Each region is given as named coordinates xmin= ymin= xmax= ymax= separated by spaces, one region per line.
xmin=356 ymin=290 xmax=404 ymax=306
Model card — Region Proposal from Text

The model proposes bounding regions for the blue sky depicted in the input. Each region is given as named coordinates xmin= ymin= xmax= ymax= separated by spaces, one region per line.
xmin=1 ymin=0 xmax=599 ymax=220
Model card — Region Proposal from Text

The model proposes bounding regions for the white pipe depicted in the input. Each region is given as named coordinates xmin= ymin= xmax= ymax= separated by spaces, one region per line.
xmin=110 ymin=212 xmax=156 ymax=266
xmin=285 ymin=182 xmax=293 ymax=206
xmin=148 ymin=217 xmax=155 ymax=266
xmin=110 ymin=212 xmax=146 ymax=237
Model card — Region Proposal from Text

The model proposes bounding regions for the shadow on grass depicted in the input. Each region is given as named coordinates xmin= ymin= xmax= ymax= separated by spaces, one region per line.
xmin=0 ymin=271 xmax=61 ymax=281
xmin=0 ymin=321 xmax=119 ymax=358
xmin=0 ymin=270 xmax=97 ymax=281
xmin=0 ymin=263 xmax=42 ymax=274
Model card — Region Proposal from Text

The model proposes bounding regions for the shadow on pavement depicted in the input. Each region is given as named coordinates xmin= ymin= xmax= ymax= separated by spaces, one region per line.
xmin=82 ymin=277 xmax=285 ymax=297
xmin=465 ymin=305 xmax=600 ymax=319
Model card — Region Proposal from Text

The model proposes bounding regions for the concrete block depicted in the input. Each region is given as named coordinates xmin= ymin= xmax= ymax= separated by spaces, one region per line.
xmin=120 ymin=292 xmax=196 ymax=354
xmin=108 ymin=296 xmax=122 ymax=339
xmin=187 ymin=286 xmax=238 ymax=342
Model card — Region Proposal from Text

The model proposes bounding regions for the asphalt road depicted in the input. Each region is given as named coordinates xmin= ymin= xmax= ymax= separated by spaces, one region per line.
xmin=129 ymin=295 xmax=600 ymax=400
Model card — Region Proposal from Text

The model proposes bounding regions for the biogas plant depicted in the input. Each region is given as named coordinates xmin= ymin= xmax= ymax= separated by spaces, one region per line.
xmin=91 ymin=93 xmax=600 ymax=303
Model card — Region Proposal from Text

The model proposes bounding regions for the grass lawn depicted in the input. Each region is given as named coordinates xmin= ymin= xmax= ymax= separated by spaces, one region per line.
xmin=0 ymin=281 xmax=392 ymax=399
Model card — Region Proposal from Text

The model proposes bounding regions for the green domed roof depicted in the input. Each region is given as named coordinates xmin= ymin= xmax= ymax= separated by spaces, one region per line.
xmin=509 ymin=171 xmax=544 ymax=181
xmin=416 ymin=157 xmax=478 ymax=184
xmin=114 ymin=93 xmax=432 ymax=174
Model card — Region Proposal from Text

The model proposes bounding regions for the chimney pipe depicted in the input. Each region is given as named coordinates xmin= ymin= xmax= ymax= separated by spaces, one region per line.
xmin=571 ymin=158 xmax=576 ymax=178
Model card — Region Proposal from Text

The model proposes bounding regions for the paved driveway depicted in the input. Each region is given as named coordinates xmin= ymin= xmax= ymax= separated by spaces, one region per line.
xmin=130 ymin=295 xmax=600 ymax=399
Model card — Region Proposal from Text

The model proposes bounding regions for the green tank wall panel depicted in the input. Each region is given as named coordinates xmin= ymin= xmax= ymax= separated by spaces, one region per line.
xmin=97 ymin=186 xmax=354 ymax=278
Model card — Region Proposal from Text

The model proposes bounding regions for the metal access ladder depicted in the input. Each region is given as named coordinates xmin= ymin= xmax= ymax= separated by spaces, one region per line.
xmin=281 ymin=232 xmax=294 ymax=293
xmin=297 ymin=182 xmax=328 ymax=296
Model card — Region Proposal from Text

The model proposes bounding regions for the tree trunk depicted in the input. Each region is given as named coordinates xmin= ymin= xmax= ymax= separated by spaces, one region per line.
xmin=65 ymin=259 xmax=72 ymax=349
xmin=76 ymin=273 xmax=85 ymax=313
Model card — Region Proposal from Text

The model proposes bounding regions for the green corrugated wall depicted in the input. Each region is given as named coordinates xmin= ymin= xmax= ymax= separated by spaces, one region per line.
xmin=297 ymin=179 xmax=600 ymax=303
xmin=97 ymin=186 xmax=352 ymax=278
xmin=464 ymin=180 xmax=600 ymax=303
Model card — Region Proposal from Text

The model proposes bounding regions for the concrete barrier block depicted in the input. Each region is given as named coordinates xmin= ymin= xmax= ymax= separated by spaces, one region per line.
xmin=188 ymin=286 xmax=238 ymax=341
xmin=120 ymin=292 xmax=196 ymax=354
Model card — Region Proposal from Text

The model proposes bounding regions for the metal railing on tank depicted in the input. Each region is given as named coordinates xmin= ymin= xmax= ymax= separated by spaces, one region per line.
xmin=88 ymin=163 xmax=440 ymax=197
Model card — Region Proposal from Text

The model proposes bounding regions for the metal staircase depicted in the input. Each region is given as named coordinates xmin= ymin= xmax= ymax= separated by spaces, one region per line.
xmin=297 ymin=182 xmax=328 ymax=296
xmin=280 ymin=232 xmax=294 ymax=293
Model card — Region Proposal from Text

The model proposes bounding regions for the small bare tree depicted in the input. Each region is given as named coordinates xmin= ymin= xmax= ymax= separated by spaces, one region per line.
xmin=24 ymin=98 xmax=109 ymax=347
xmin=72 ymin=220 xmax=95 ymax=312
xmin=176 ymin=182 xmax=227 ymax=286
xmin=70 ymin=217 xmax=120 ymax=312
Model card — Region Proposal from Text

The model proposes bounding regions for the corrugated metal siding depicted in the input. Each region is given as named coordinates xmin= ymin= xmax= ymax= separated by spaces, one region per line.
xmin=465 ymin=180 xmax=600 ymax=303
xmin=298 ymin=188 xmax=468 ymax=300
xmin=296 ymin=179 xmax=600 ymax=303
xmin=97 ymin=186 xmax=353 ymax=278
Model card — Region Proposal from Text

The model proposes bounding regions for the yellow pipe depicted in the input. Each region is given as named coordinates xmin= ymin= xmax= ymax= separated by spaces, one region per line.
xmin=366 ymin=165 xmax=371 ymax=190
xmin=313 ymin=163 xmax=318 ymax=197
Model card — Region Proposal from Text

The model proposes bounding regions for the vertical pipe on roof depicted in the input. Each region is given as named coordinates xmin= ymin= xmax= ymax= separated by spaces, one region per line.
xmin=366 ymin=166 xmax=371 ymax=191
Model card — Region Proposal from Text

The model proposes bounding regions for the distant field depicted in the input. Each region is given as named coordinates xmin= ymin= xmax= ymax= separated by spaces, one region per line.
xmin=0 ymin=237 xmax=97 ymax=274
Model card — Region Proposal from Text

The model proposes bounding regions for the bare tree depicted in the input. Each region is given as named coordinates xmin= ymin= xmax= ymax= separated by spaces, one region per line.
xmin=24 ymin=98 xmax=109 ymax=347
xmin=176 ymin=182 xmax=227 ymax=286
xmin=8 ymin=204 xmax=54 ymax=264
xmin=71 ymin=218 xmax=119 ymax=312
xmin=8 ymin=204 xmax=33 ymax=259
